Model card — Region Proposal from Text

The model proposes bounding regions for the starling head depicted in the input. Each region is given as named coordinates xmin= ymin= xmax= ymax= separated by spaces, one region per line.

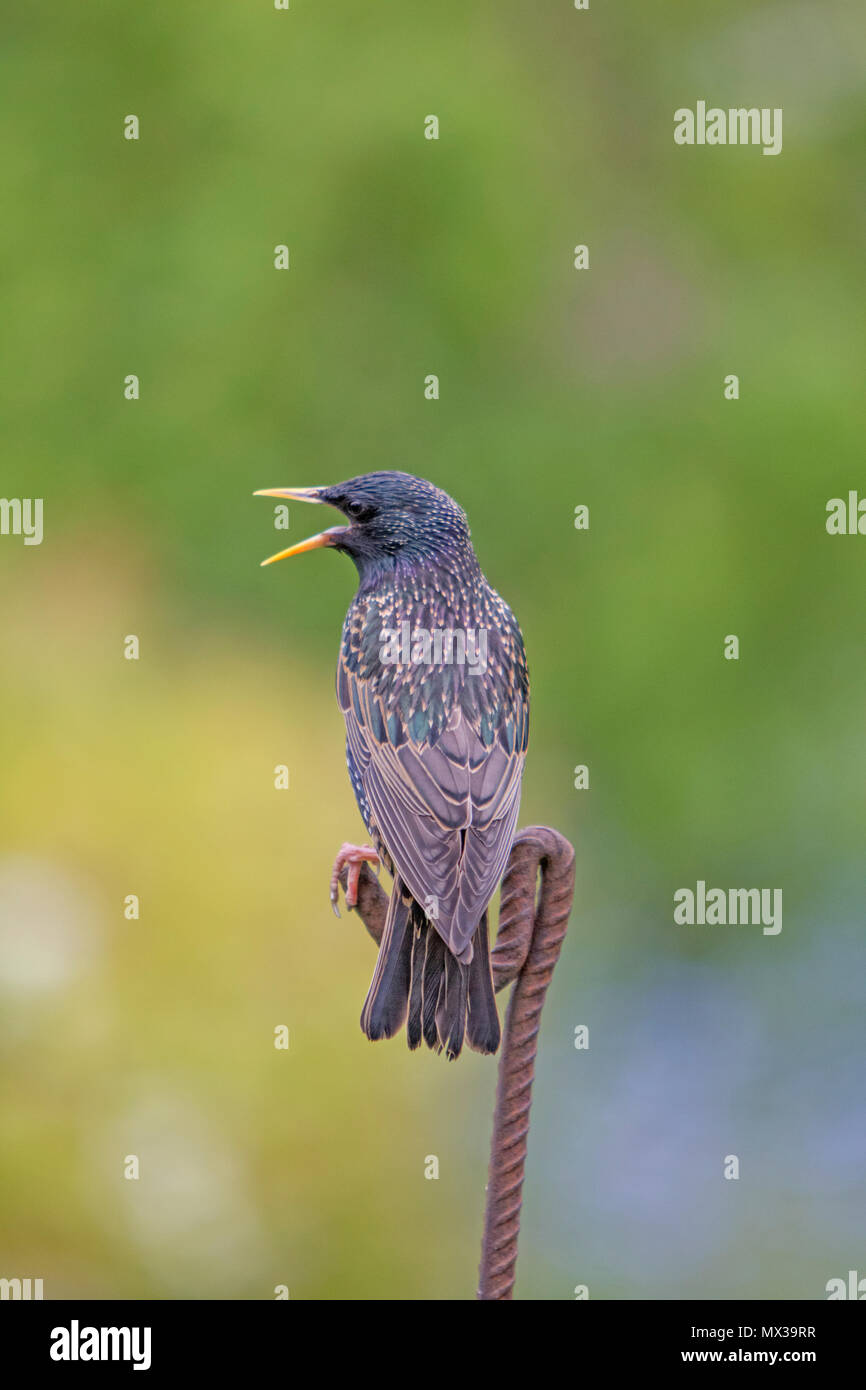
xmin=255 ymin=471 xmax=474 ymax=581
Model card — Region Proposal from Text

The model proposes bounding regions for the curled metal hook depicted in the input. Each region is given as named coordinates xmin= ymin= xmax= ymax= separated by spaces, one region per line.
xmin=341 ymin=824 xmax=575 ymax=1300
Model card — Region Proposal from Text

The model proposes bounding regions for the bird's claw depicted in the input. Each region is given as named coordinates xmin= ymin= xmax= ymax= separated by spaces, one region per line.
xmin=328 ymin=843 xmax=380 ymax=918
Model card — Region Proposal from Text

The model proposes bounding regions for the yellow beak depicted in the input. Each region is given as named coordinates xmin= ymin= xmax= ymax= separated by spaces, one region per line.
xmin=254 ymin=486 xmax=345 ymax=566
xmin=253 ymin=487 xmax=325 ymax=503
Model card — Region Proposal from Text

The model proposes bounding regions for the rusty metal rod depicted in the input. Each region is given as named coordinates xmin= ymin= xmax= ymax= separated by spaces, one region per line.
xmin=342 ymin=824 xmax=575 ymax=1301
xmin=478 ymin=826 xmax=575 ymax=1299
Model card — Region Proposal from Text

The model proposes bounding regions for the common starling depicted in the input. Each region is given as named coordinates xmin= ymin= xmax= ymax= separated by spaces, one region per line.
xmin=255 ymin=472 xmax=530 ymax=1059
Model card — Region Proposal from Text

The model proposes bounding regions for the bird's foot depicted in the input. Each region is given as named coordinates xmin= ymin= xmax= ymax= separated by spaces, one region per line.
xmin=330 ymin=843 xmax=380 ymax=916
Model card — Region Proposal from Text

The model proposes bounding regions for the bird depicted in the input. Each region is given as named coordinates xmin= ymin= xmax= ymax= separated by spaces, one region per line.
xmin=255 ymin=471 xmax=530 ymax=1059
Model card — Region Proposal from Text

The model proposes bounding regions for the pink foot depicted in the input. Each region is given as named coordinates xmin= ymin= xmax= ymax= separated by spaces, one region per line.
xmin=330 ymin=843 xmax=379 ymax=916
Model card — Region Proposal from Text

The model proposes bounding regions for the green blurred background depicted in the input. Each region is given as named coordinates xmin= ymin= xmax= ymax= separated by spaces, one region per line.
xmin=1 ymin=1 xmax=864 ymax=1299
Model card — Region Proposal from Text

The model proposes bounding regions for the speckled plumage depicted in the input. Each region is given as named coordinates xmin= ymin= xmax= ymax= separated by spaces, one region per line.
xmin=299 ymin=472 xmax=529 ymax=1058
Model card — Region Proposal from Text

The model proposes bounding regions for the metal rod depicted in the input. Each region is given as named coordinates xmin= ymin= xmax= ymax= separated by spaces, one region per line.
xmin=478 ymin=826 xmax=575 ymax=1299
xmin=342 ymin=824 xmax=575 ymax=1301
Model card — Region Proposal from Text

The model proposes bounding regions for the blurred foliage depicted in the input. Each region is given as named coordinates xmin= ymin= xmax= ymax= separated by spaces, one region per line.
xmin=0 ymin=1 xmax=863 ymax=1298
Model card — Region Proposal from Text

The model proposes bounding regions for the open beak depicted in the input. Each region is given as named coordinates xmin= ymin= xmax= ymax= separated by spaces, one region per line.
xmin=253 ymin=486 xmax=346 ymax=566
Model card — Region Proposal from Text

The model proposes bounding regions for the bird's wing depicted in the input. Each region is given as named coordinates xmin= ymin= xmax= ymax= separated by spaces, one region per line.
xmin=338 ymin=635 xmax=527 ymax=962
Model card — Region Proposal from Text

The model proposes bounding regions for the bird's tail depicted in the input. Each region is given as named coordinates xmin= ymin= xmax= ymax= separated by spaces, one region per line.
xmin=465 ymin=912 xmax=501 ymax=1055
xmin=360 ymin=881 xmax=500 ymax=1060
xmin=359 ymin=884 xmax=413 ymax=1042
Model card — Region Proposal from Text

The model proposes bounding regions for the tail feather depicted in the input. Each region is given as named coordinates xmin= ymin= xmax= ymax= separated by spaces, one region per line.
xmin=466 ymin=912 xmax=501 ymax=1055
xmin=435 ymin=949 xmax=468 ymax=1061
xmin=360 ymin=886 xmax=500 ymax=1060
xmin=406 ymin=913 xmax=426 ymax=1050
xmin=360 ymin=883 xmax=413 ymax=1040
xmin=421 ymin=927 xmax=445 ymax=1051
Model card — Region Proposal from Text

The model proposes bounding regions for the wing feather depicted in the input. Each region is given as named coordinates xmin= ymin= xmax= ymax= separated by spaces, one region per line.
xmin=342 ymin=676 xmax=525 ymax=961
xmin=337 ymin=585 xmax=529 ymax=961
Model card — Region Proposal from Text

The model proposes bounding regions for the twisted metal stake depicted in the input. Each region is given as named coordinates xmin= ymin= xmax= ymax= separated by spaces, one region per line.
xmin=343 ymin=824 xmax=575 ymax=1301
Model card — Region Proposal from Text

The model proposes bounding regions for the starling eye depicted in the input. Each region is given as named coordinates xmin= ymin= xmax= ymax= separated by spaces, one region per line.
xmin=345 ymin=501 xmax=375 ymax=522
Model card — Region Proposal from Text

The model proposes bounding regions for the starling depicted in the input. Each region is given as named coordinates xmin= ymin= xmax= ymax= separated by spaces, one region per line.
xmin=255 ymin=472 xmax=530 ymax=1059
